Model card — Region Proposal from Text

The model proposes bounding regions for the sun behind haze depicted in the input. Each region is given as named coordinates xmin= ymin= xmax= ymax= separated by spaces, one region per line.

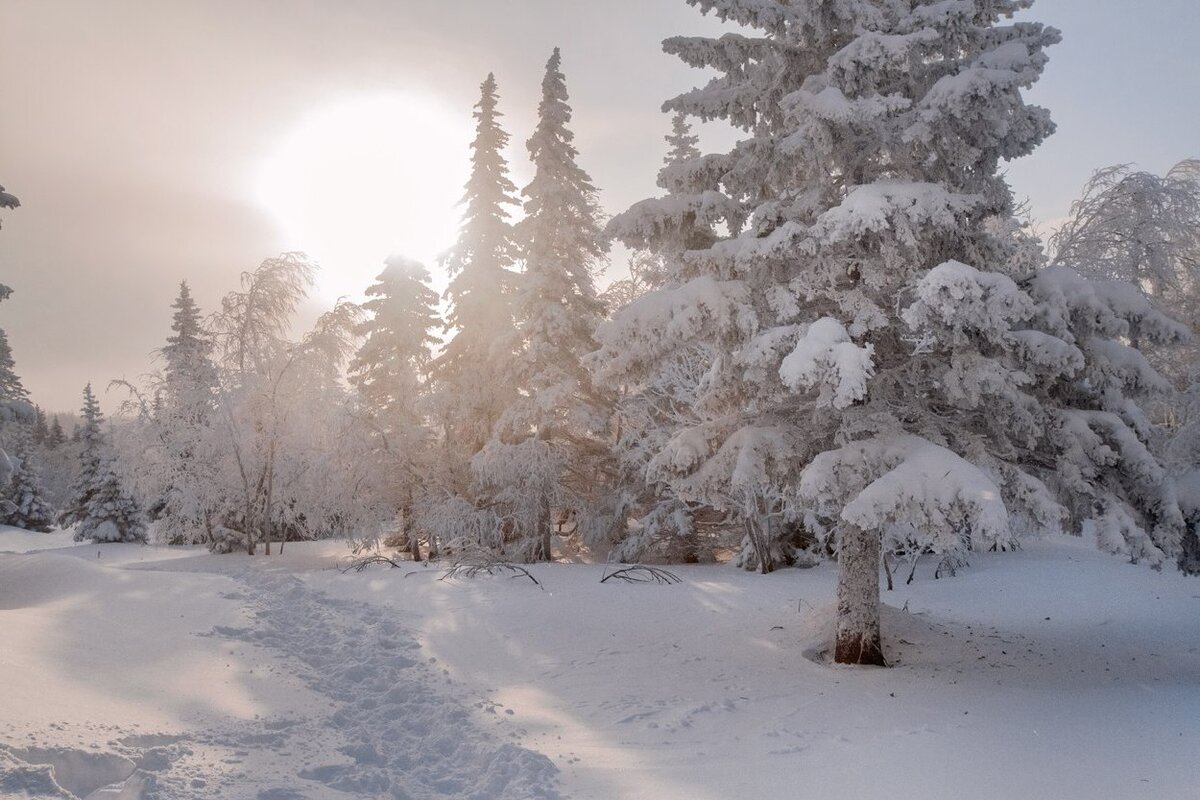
xmin=1 ymin=0 xmax=1199 ymax=411
xmin=256 ymin=93 xmax=473 ymax=301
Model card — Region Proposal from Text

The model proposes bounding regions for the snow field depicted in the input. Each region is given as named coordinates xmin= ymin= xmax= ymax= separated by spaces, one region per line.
xmin=1 ymin=530 xmax=1198 ymax=798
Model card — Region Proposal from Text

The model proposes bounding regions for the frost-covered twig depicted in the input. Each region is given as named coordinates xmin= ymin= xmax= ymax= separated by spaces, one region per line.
xmin=341 ymin=554 xmax=406 ymax=573
xmin=440 ymin=556 xmax=543 ymax=588
xmin=600 ymin=565 xmax=682 ymax=585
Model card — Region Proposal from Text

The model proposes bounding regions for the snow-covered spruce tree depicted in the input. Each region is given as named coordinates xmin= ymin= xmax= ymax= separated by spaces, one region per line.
xmin=1049 ymin=162 xmax=1200 ymax=568
xmin=33 ymin=416 xmax=77 ymax=510
xmin=47 ymin=416 xmax=66 ymax=449
xmin=132 ymin=280 xmax=223 ymax=544
xmin=475 ymin=48 xmax=614 ymax=562
xmin=0 ymin=304 xmax=30 ymax=489
xmin=0 ymin=182 xmax=26 ymax=445
xmin=72 ymin=451 xmax=147 ymax=543
xmin=595 ymin=0 xmax=1187 ymax=664
xmin=60 ymin=384 xmax=146 ymax=543
xmin=57 ymin=384 xmax=104 ymax=529
xmin=349 ymin=256 xmax=440 ymax=559
xmin=161 ymin=281 xmax=219 ymax=412
xmin=0 ymin=289 xmax=30 ymax=428
xmin=430 ymin=73 xmax=521 ymax=461
xmin=599 ymin=114 xmax=705 ymax=316
xmin=0 ymin=425 xmax=56 ymax=531
xmin=31 ymin=407 xmax=48 ymax=446
xmin=0 ymin=325 xmax=28 ymax=418
xmin=601 ymin=110 xmax=734 ymax=563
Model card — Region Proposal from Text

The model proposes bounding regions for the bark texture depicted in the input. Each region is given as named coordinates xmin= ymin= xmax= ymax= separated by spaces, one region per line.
xmin=834 ymin=523 xmax=886 ymax=666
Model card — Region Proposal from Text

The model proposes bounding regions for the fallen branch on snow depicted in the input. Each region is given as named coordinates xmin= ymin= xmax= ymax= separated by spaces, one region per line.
xmin=440 ymin=557 xmax=543 ymax=589
xmin=341 ymin=554 xmax=406 ymax=573
xmin=600 ymin=565 xmax=682 ymax=585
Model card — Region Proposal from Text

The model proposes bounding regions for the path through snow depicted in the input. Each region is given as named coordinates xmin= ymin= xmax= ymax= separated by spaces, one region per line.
xmin=0 ymin=547 xmax=559 ymax=800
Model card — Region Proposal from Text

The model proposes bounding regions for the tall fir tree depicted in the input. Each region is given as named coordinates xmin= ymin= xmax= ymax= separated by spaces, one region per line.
xmin=58 ymin=383 xmax=106 ymax=529
xmin=595 ymin=0 xmax=1184 ymax=664
xmin=349 ymin=256 xmax=440 ymax=559
xmin=602 ymin=110 xmax=726 ymax=562
xmin=350 ymin=256 xmax=439 ymax=421
xmin=161 ymin=281 xmax=218 ymax=413
xmin=431 ymin=73 xmax=521 ymax=458
xmin=147 ymin=281 xmax=220 ymax=543
xmin=31 ymin=406 xmax=49 ymax=445
xmin=47 ymin=416 xmax=66 ymax=449
xmin=59 ymin=384 xmax=146 ymax=542
xmin=598 ymin=114 xmax=705 ymax=309
xmin=0 ymin=184 xmax=27 ymax=430
xmin=474 ymin=48 xmax=613 ymax=562
xmin=1 ymin=425 xmax=56 ymax=532
xmin=0 ymin=312 xmax=29 ymax=424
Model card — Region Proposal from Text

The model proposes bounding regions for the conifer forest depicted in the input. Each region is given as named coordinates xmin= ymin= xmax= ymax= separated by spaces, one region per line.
xmin=1 ymin=2 xmax=1199 ymax=798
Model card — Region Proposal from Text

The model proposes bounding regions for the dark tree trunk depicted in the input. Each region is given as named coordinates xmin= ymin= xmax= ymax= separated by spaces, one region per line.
xmin=744 ymin=512 xmax=774 ymax=574
xmin=532 ymin=497 xmax=553 ymax=562
xmin=403 ymin=507 xmax=421 ymax=562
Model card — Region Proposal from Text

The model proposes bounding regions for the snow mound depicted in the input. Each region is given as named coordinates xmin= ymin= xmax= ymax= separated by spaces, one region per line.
xmin=1 ymin=747 xmax=140 ymax=799
xmin=0 ymin=527 xmax=76 ymax=555
xmin=0 ymin=552 xmax=113 ymax=610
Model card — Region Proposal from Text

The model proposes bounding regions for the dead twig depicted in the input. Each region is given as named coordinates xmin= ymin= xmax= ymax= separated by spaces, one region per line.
xmin=600 ymin=565 xmax=682 ymax=585
xmin=440 ymin=558 xmax=543 ymax=589
xmin=341 ymin=554 xmax=405 ymax=573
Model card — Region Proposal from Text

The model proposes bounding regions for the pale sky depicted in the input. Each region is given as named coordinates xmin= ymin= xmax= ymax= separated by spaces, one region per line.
xmin=1 ymin=1 xmax=1198 ymax=412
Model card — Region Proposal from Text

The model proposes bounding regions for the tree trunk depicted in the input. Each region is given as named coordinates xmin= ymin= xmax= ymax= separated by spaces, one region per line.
xmin=744 ymin=507 xmax=774 ymax=574
xmin=403 ymin=507 xmax=421 ymax=562
xmin=533 ymin=497 xmax=553 ymax=562
xmin=834 ymin=523 xmax=886 ymax=666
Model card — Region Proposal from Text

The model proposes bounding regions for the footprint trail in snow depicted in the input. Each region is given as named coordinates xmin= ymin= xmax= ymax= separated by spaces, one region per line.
xmin=1 ymin=566 xmax=560 ymax=800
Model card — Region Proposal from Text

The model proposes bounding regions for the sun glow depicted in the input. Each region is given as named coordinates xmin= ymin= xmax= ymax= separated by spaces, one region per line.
xmin=256 ymin=93 xmax=473 ymax=299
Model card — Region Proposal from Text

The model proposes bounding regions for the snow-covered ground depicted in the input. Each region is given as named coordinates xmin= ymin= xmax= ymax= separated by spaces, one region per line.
xmin=1 ymin=525 xmax=1198 ymax=799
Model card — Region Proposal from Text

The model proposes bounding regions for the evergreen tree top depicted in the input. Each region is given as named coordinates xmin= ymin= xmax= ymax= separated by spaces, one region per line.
xmin=523 ymin=47 xmax=601 ymax=218
xmin=354 ymin=255 xmax=440 ymax=367
xmin=664 ymin=111 xmax=700 ymax=167
xmin=372 ymin=255 xmax=436 ymax=292
xmin=500 ymin=47 xmax=611 ymax=442
xmin=79 ymin=383 xmax=105 ymax=443
xmin=0 ymin=328 xmax=28 ymax=406
xmin=447 ymin=71 xmax=520 ymax=265
xmin=48 ymin=416 xmax=66 ymax=448
xmin=167 ymin=281 xmax=205 ymax=343
xmin=438 ymin=72 xmax=521 ymax=356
